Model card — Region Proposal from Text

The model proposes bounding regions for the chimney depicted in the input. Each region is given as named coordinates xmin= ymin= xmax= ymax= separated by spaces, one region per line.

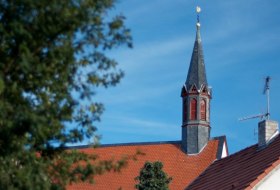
xmin=258 ymin=120 xmax=279 ymax=147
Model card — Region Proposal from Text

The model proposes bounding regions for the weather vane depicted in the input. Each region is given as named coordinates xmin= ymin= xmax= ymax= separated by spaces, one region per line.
xmin=196 ymin=6 xmax=201 ymax=27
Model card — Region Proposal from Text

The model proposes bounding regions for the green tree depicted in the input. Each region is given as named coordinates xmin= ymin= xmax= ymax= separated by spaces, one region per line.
xmin=135 ymin=161 xmax=172 ymax=190
xmin=0 ymin=0 xmax=133 ymax=189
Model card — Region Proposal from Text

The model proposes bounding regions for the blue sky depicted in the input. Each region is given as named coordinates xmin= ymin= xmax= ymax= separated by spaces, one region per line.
xmin=94 ymin=0 xmax=280 ymax=154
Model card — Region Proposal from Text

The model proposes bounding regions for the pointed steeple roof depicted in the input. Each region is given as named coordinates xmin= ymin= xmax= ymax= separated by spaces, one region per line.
xmin=185 ymin=23 xmax=208 ymax=90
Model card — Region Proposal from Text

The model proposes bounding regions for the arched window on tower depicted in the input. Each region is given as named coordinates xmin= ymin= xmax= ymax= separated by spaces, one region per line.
xmin=190 ymin=99 xmax=197 ymax=120
xmin=200 ymin=99 xmax=206 ymax=121
xmin=183 ymin=99 xmax=188 ymax=122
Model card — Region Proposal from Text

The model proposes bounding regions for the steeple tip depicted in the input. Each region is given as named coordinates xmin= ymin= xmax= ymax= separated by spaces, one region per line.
xmin=196 ymin=6 xmax=201 ymax=27
xmin=195 ymin=6 xmax=202 ymax=40
xmin=185 ymin=5 xmax=207 ymax=91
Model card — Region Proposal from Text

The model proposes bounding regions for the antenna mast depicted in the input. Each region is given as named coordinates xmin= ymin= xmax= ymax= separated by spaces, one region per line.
xmin=264 ymin=76 xmax=271 ymax=120
xmin=239 ymin=76 xmax=271 ymax=121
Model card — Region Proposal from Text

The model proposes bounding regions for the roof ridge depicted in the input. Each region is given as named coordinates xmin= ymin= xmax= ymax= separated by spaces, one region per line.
xmin=222 ymin=143 xmax=257 ymax=160
xmin=64 ymin=135 xmax=225 ymax=150
xmin=224 ymin=133 xmax=280 ymax=160
xmin=65 ymin=140 xmax=181 ymax=149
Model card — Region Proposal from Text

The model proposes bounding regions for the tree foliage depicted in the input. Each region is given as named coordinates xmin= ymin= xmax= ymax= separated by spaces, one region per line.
xmin=0 ymin=0 xmax=132 ymax=189
xmin=135 ymin=161 xmax=172 ymax=190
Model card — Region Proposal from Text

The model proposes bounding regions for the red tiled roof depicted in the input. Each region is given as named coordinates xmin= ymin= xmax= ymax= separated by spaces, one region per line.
xmin=186 ymin=135 xmax=280 ymax=190
xmin=67 ymin=139 xmax=221 ymax=190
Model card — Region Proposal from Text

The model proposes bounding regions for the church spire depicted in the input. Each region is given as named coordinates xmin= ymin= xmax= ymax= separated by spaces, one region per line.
xmin=181 ymin=6 xmax=211 ymax=154
xmin=185 ymin=6 xmax=208 ymax=91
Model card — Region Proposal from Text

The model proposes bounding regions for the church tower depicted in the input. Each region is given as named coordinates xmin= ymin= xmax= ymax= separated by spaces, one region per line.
xmin=181 ymin=7 xmax=212 ymax=154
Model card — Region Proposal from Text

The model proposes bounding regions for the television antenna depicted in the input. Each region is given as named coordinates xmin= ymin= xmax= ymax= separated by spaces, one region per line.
xmin=238 ymin=76 xmax=271 ymax=121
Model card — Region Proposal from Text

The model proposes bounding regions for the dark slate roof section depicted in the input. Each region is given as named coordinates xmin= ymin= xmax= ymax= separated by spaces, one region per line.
xmin=213 ymin=135 xmax=227 ymax=159
xmin=185 ymin=134 xmax=280 ymax=190
xmin=186 ymin=26 xmax=208 ymax=90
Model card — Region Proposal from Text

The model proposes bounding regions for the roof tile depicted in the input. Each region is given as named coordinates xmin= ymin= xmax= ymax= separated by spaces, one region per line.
xmin=67 ymin=139 xmax=220 ymax=190
xmin=186 ymin=135 xmax=280 ymax=190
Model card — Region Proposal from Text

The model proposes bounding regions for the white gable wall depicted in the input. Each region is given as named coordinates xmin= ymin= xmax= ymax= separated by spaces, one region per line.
xmin=221 ymin=142 xmax=228 ymax=158
xmin=253 ymin=163 xmax=280 ymax=190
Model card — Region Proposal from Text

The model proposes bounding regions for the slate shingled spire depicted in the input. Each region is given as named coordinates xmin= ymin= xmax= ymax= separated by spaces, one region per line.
xmin=185 ymin=23 xmax=208 ymax=91
xmin=181 ymin=7 xmax=212 ymax=154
